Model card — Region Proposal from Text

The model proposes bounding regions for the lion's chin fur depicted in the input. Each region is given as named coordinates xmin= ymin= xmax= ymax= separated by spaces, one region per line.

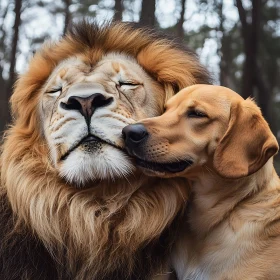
xmin=1 ymin=131 xmax=188 ymax=279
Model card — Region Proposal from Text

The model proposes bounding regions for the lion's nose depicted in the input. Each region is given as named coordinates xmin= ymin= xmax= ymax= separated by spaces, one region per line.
xmin=60 ymin=93 xmax=113 ymax=121
xmin=122 ymin=124 xmax=149 ymax=147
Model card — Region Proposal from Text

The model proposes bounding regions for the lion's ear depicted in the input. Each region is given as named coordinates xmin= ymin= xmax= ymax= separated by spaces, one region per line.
xmin=213 ymin=99 xmax=279 ymax=179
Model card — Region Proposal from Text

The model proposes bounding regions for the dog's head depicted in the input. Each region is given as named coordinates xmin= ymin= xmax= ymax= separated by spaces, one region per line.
xmin=123 ymin=85 xmax=279 ymax=179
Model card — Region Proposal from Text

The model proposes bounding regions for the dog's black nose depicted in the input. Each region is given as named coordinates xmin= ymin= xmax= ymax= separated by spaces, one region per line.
xmin=122 ymin=124 xmax=148 ymax=145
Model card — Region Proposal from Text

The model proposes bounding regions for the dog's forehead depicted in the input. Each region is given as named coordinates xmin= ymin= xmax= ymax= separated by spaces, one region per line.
xmin=173 ymin=85 xmax=243 ymax=107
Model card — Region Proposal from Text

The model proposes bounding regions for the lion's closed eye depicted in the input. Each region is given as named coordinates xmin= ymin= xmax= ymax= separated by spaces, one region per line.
xmin=118 ymin=81 xmax=142 ymax=90
xmin=46 ymin=86 xmax=63 ymax=96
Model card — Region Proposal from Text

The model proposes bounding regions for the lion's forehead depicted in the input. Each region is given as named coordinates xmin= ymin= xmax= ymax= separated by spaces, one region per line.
xmin=44 ymin=53 xmax=147 ymax=91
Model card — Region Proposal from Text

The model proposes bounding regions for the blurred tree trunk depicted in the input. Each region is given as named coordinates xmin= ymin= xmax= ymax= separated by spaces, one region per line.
xmin=236 ymin=0 xmax=271 ymax=125
xmin=0 ymin=3 xmax=9 ymax=90
xmin=220 ymin=36 xmax=235 ymax=88
xmin=177 ymin=0 xmax=186 ymax=39
xmin=0 ymin=3 xmax=9 ymax=51
xmin=140 ymin=0 xmax=156 ymax=27
xmin=236 ymin=0 xmax=254 ymax=98
xmin=0 ymin=70 xmax=7 ymax=134
xmin=4 ymin=0 xmax=22 ymax=130
xmin=215 ymin=0 xmax=235 ymax=89
xmin=8 ymin=0 xmax=22 ymax=98
xmin=216 ymin=0 xmax=227 ymax=86
xmin=236 ymin=0 xmax=261 ymax=98
xmin=114 ymin=0 xmax=123 ymax=21
xmin=0 ymin=3 xmax=10 ymax=134
xmin=63 ymin=0 xmax=71 ymax=35
xmin=251 ymin=0 xmax=271 ymax=125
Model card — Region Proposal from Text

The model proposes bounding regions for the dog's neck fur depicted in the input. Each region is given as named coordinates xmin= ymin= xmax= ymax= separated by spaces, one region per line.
xmin=172 ymin=159 xmax=280 ymax=279
xmin=187 ymin=158 xmax=280 ymax=237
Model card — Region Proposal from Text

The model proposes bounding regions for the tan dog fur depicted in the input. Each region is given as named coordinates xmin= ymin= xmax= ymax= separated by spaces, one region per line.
xmin=129 ymin=85 xmax=280 ymax=279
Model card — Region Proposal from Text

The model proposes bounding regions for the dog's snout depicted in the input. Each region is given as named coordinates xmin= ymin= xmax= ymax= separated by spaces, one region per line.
xmin=60 ymin=93 xmax=113 ymax=121
xmin=122 ymin=124 xmax=148 ymax=145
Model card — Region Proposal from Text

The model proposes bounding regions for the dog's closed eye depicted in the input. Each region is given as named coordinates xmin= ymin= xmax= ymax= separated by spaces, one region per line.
xmin=187 ymin=109 xmax=208 ymax=118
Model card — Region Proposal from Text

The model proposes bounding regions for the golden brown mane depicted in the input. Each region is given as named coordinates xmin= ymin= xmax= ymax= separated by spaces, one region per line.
xmin=0 ymin=21 xmax=210 ymax=279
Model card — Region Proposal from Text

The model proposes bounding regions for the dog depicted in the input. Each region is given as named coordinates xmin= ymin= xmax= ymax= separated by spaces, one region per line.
xmin=123 ymin=85 xmax=280 ymax=280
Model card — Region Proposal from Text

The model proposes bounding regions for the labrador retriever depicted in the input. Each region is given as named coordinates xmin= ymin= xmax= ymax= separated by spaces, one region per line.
xmin=123 ymin=85 xmax=280 ymax=280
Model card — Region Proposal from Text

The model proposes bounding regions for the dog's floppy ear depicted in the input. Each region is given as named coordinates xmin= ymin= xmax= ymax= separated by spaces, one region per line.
xmin=213 ymin=99 xmax=279 ymax=179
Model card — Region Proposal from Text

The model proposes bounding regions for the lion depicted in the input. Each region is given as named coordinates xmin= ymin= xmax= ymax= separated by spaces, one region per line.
xmin=0 ymin=21 xmax=210 ymax=280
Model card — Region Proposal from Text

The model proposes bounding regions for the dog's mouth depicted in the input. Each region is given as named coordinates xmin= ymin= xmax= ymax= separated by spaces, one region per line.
xmin=135 ymin=157 xmax=193 ymax=173
xmin=61 ymin=134 xmax=124 ymax=160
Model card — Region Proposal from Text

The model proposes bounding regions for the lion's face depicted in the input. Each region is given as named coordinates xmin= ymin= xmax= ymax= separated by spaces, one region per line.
xmin=41 ymin=53 xmax=165 ymax=184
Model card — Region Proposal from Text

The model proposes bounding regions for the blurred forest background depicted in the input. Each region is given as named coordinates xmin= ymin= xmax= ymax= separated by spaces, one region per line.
xmin=0 ymin=0 xmax=280 ymax=170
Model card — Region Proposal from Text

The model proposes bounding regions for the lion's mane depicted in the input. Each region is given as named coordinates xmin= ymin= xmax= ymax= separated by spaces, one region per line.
xmin=0 ymin=21 xmax=210 ymax=280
